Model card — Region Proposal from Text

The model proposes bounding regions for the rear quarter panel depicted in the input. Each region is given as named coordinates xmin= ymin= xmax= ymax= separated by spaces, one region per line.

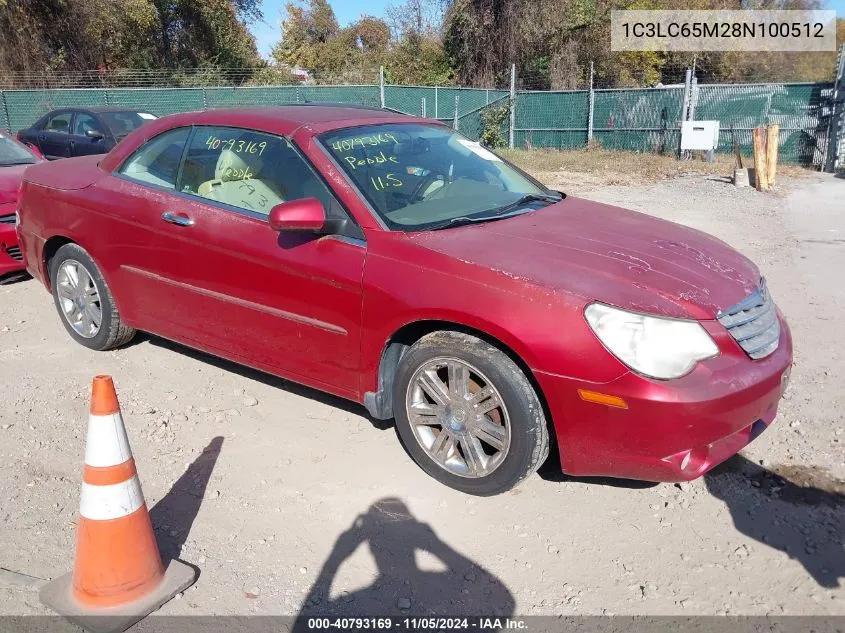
xmin=17 ymin=156 xmax=112 ymax=287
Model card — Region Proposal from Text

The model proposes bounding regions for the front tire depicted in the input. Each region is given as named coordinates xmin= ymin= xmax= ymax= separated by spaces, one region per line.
xmin=49 ymin=243 xmax=136 ymax=351
xmin=393 ymin=331 xmax=549 ymax=496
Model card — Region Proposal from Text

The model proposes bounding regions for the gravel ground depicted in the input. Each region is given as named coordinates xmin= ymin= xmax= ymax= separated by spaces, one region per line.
xmin=0 ymin=171 xmax=843 ymax=618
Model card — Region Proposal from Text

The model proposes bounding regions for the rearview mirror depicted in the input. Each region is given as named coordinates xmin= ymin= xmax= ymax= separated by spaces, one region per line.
xmin=268 ymin=198 xmax=326 ymax=233
xmin=85 ymin=129 xmax=105 ymax=140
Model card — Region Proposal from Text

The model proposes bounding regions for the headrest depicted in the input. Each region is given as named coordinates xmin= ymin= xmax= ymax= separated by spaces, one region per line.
xmin=215 ymin=148 xmax=263 ymax=181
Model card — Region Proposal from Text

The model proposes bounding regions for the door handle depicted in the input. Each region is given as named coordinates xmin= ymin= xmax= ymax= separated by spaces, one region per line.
xmin=162 ymin=211 xmax=195 ymax=227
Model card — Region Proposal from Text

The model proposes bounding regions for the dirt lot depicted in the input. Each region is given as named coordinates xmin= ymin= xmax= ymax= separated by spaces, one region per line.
xmin=1 ymin=168 xmax=843 ymax=618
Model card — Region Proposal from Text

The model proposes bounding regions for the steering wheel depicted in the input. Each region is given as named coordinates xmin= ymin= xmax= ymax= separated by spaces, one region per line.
xmin=409 ymin=171 xmax=448 ymax=202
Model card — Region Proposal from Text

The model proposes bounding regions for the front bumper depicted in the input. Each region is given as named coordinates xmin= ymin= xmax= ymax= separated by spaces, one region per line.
xmin=536 ymin=314 xmax=793 ymax=482
xmin=0 ymin=208 xmax=25 ymax=277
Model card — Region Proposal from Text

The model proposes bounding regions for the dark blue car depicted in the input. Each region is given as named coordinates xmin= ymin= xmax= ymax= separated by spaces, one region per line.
xmin=16 ymin=107 xmax=157 ymax=161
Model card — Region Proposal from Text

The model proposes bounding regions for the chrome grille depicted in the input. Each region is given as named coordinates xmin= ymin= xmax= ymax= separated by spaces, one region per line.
xmin=717 ymin=280 xmax=780 ymax=360
xmin=5 ymin=245 xmax=22 ymax=261
xmin=0 ymin=214 xmax=15 ymax=225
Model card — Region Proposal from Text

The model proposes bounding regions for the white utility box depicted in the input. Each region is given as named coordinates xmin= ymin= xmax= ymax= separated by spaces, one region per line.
xmin=681 ymin=120 xmax=720 ymax=151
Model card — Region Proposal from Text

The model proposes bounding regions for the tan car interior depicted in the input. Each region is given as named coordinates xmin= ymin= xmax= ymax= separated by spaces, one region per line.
xmin=197 ymin=149 xmax=284 ymax=215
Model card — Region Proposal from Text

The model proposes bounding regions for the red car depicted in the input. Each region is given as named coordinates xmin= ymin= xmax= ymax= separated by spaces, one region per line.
xmin=16 ymin=106 xmax=793 ymax=495
xmin=1 ymin=130 xmax=42 ymax=282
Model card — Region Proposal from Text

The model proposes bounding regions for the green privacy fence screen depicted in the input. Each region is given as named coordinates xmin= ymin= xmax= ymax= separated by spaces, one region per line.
xmin=692 ymin=83 xmax=832 ymax=166
xmin=592 ymin=87 xmax=685 ymax=154
xmin=515 ymin=90 xmax=590 ymax=150
xmin=0 ymin=82 xmax=833 ymax=166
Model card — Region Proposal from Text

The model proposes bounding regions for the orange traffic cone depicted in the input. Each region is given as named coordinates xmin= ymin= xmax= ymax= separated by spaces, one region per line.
xmin=40 ymin=375 xmax=196 ymax=633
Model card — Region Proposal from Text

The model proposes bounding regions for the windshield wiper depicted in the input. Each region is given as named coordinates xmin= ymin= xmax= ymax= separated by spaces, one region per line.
xmin=429 ymin=208 xmax=535 ymax=231
xmin=490 ymin=193 xmax=562 ymax=217
xmin=426 ymin=193 xmax=562 ymax=231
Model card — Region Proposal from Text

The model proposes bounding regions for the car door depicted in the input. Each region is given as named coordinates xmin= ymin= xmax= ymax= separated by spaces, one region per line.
xmin=86 ymin=126 xmax=197 ymax=342
xmin=70 ymin=112 xmax=110 ymax=157
xmin=154 ymin=125 xmax=367 ymax=397
xmin=17 ymin=115 xmax=47 ymax=151
xmin=36 ymin=111 xmax=74 ymax=159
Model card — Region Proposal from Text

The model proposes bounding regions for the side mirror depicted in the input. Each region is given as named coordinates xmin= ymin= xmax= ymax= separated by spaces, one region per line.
xmin=268 ymin=197 xmax=326 ymax=232
xmin=85 ymin=129 xmax=105 ymax=140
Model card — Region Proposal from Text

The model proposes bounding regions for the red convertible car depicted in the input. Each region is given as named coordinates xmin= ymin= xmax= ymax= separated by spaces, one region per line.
xmin=1 ymin=130 xmax=42 ymax=282
xmin=16 ymin=106 xmax=792 ymax=495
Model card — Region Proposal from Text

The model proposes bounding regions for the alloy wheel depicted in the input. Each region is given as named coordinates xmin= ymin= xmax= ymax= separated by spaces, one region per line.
xmin=56 ymin=259 xmax=102 ymax=339
xmin=405 ymin=357 xmax=511 ymax=478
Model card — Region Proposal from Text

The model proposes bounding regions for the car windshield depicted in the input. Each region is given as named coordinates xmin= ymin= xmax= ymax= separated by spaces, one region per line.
xmin=320 ymin=123 xmax=560 ymax=231
xmin=0 ymin=134 xmax=36 ymax=166
xmin=99 ymin=111 xmax=157 ymax=138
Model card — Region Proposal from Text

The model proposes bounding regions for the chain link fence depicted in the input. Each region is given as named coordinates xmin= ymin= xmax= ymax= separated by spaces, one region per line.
xmin=1 ymin=55 xmax=842 ymax=170
xmin=692 ymin=83 xmax=832 ymax=166
xmin=515 ymin=91 xmax=590 ymax=150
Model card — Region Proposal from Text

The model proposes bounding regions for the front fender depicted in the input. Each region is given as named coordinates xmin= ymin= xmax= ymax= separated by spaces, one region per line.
xmin=360 ymin=245 xmax=628 ymax=396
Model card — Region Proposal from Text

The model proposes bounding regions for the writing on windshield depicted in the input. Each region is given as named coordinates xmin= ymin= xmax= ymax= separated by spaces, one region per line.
xmin=321 ymin=123 xmax=549 ymax=231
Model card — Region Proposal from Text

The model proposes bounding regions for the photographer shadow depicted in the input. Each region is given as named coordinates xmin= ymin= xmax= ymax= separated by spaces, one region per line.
xmin=705 ymin=454 xmax=844 ymax=588
xmin=296 ymin=498 xmax=514 ymax=623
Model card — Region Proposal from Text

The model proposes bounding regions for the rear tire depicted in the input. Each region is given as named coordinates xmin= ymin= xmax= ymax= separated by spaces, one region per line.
xmin=393 ymin=331 xmax=549 ymax=496
xmin=49 ymin=243 xmax=136 ymax=351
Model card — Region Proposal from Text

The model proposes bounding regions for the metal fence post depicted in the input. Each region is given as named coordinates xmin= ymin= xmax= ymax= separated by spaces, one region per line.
xmin=689 ymin=75 xmax=699 ymax=121
xmin=681 ymin=68 xmax=692 ymax=122
xmin=103 ymin=89 xmax=110 ymax=106
xmin=379 ymin=66 xmax=385 ymax=108
xmin=434 ymin=87 xmax=439 ymax=119
xmin=679 ymin=68 xmax=693 ymax=157
xmin=453 ymin=95 xmax=460 ymax=130
xmin=587 ymin=61 xmax=595 ymax=145
xmin=0 ymin=90 xmax=10 ymax=132
xmin=509 ymin=64 xmax=516 ymax=148
xmin=823 ymin=43 xmax=845 ymax=172
xmin=421 ymin=97 xmax=426 ymax=117
xmin=202 ymin=87 xmax=208 ymax=110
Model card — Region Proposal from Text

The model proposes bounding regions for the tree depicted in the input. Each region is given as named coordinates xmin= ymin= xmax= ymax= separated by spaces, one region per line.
xmin=272 ymin=2 xmax=395 ymax=79
xmin=386 ymin=34 xmax=453 ymax=85
xmin=353 ymin=17 xmax=391 ymax=54
xmin=76 ymin=0 xmax=159 ymax=69
xmin=385 ymin=0 xmax=450 ymax=39
xmin=152 ymin=0 xmax=262 ymax=68
xmin=0 ymin=0 xmax=262 ymax=78
xmin=381 ymin=0 xmax=453 ymax=85
xmin=272 ymin=0 xmax=340 ymax=70
xmin=442 ymin=0 xmax=840 ymax=89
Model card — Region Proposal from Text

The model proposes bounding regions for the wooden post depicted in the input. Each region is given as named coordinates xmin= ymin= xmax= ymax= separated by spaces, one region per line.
xmin=766 ymin=124 xmax=779 ymax=188
xmin=752 ymin=127 xmax=768 ymax=192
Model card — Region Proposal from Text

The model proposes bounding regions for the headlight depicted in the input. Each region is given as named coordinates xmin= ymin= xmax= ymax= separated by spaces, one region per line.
xmin=585 ymin=303 xmax=719 ymax=379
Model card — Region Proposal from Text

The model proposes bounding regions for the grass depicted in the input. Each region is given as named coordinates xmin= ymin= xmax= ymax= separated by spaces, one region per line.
xmin=501 ymin=146 xmax=810 ymax=188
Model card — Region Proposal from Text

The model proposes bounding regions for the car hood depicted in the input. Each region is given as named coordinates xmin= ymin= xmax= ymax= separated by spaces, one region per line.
xmin=407 ymin=196 xmax=761 ymax=320
xmin=0 ymin=164 xmax=31 ymax=204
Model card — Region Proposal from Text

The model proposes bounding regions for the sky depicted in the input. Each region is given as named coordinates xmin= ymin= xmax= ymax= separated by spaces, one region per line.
xmin=249 ymin=0 xmax=845 ymax=61
xmin=251 ymin=0 xmax=396 ymax=59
